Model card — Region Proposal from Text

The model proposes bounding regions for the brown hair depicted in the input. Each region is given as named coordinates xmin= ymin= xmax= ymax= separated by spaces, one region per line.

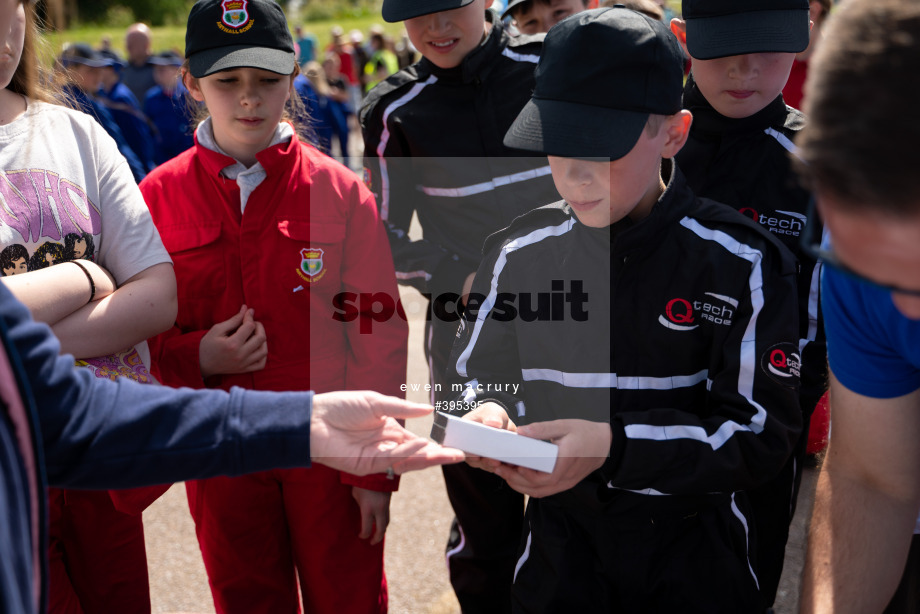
xmin=797 ymin=0 xmax=920 ymax=215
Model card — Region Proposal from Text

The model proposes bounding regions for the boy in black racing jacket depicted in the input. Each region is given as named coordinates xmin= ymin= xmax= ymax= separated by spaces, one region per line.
xmin=446 ymin=7 xmax=802 ymax=612
xmin=360 ymin=0 xmax=561 ymax=610
xmin=671 ymin=2 xmax=825 ymax=608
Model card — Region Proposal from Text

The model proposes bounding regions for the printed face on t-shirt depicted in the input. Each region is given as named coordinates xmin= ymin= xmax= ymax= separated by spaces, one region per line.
xmin=2 ymin=257 xmax=26 ymax=276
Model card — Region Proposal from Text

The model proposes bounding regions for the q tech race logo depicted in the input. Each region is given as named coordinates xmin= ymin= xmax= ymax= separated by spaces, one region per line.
xmin=739 ymin=207 xmax=807 ymax=238
xmin=761 ymin=343 xmax=802 ymax=387
xmin=658 ymin=293 xmax=737 ymax=331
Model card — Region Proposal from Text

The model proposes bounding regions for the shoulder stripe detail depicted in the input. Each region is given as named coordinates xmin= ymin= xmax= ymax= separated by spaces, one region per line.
xmin=521 ymin=369 xmax=708 ymax=390
xmin=624 ymin=217 xmax=767 ymax=451
xmin=420 ymin=165 xmax=552 ymax=198
xmin=455 ymin=219 xmax=576 ymax=378
xmin=376 ymin=75 xmax=438 ymax=220
xmin=764 ymin=127 xmax=802 ymax=162
xmin=502 ymin=48 xmax=540 ymax=64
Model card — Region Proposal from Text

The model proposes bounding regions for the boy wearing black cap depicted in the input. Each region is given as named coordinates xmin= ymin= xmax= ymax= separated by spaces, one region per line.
xmin=670 ymin=2 xmax=824 ymax=609
xmin=502 ymin=0 xmax=593 ymax=35
xmin=361 ymin=0 xmax=561 ymax=610
xmin=447 ymin=7 xmax=802 ymax=612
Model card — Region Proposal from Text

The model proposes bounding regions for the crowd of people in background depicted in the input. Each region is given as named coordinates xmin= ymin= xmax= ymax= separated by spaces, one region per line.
xmin=54 ymin=17 xmax=423 ymax=177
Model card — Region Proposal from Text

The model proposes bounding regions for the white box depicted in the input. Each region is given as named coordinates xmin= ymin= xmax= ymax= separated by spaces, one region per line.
xmin=430 ymin=412 xmax=558 ymax=473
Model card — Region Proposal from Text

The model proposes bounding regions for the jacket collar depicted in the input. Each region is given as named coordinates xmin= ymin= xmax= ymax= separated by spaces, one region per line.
xmin=610 ymin=159 xmax=696 ymax=252
xmin=683 ymin=74 xmax=788 ymax=137
xmin=193 ymin=120 xmax=304 ymax=181
xmin=417 ymin=10 xmax=505 ymax=84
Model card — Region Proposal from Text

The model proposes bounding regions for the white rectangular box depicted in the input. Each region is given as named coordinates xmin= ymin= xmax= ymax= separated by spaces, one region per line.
xmin=430 ymin=412 xmax=558 ymax=473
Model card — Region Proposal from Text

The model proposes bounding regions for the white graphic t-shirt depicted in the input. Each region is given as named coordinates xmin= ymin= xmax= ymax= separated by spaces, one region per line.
xmin=0 ymin=100 xmax=171 ymax=378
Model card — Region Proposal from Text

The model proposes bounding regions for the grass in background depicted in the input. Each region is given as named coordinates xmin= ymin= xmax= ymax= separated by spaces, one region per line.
xmin=41 ymin=0 xmax=681 ymax=62
xmin=41 ymin=0 xmax=403 ymax=60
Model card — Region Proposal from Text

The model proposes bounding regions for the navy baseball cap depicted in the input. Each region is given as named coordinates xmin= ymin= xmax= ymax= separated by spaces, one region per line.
xmin=682 ymin=0 xmax=810 ymax=60
xmin=60 ymin=43 xmax=108 ymax=68
xmin=185 ymin=0 xmax=295 ymax=78
xmin=149 ymin=50 xmax=184 ymax=66
xmin=504 ymin=7 xmax=684 ymax=160
xmin=382 ymin=0 xmax=476 ymax=23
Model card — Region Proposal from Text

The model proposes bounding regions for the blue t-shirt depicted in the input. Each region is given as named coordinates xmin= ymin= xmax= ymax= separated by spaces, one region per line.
xmin=823 ymin=266 xmax=920 ymax=399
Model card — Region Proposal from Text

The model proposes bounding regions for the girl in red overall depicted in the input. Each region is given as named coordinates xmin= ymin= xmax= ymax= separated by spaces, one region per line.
xmin=140 ymin=1 xmax=408 ymax=612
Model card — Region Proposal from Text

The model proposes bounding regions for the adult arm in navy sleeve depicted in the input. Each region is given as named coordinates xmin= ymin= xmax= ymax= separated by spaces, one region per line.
xmin=1 ymin=285 xmax=462 ymax=490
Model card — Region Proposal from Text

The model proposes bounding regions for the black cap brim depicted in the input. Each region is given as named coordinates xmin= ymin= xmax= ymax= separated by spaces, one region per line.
xmin=686 ymin=9 xmax=809 ymax=60
xmin=382 ymin=0 xmax=475 ymax=23
xmin=504 ymin=97 xmax=649 ymax=161
xmin=502 ymin=0 xmax=529 ymax=20
xmin=189 ymin=45 xmax=295 ymax=78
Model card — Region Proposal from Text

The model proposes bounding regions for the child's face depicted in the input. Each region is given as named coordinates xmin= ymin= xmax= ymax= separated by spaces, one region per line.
xmin=0 ymin=0 xmax=25 ymax=91
xmin=154 ymin=64 xmax=179 ymax=91
xmin=548 ymin=121 xmax=675 ymax=228
xmin=71 ymin=64 xmax=102 ymax=93
xmin=187 ymin=67 xmax=293 ymax=166
xmin=512 ymin=0 xmax=587 ymax=35
xmin=690 ymin=52 xmax=795 ymax=119
xmin=404 ymin=0 xmax=488 ymax=70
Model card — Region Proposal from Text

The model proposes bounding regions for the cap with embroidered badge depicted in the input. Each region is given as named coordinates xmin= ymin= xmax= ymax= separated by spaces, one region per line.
xmin=382 ymin=0 xmax=476 ymax=23
xmin=682 ymin=0 xmax=810 ymax=60
xmin=185 ymin=0 xmax=295 ymax=78
xmin=504 ymin=6 xmax=684 ymax=160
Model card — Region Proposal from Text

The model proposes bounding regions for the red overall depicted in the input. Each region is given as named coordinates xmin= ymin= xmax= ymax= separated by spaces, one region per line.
xmin=142 ymin=134 xmax=407 ymax=614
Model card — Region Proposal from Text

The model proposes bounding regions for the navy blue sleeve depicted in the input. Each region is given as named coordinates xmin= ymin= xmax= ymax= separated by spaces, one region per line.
xmin=0 ymin=285 xmax=312 ymax=490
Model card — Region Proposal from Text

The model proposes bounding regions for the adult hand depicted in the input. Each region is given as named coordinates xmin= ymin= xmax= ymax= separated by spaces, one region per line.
xmin=494 ymin=419 xmax=611 ymax=498
xmin=310 ymin=391 xmax=465 ymax=476
xmin=461 ymin=402 xmax=516 ymax=472
xmin=199 ymin=305 xmax=268 ymax=378
xmin=352 ymin=487 xmax=391 ymax=545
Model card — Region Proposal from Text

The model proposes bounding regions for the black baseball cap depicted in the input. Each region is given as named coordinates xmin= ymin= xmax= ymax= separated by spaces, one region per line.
xmin=185 ymin=0 xmax=295 ymax=78
xmin=98 ymin=49 xmax=126 ymax=70
xmin=502 ymin=0 xmax=530 ymax=19
xmin=382 ymin=0 xmax=476 ymax=23
xmin=682 ymin=0 xmax=810 ymax=60
xmin=60 ymin=43 xmax=107 ymax=68
xmin=504 ymin=7 xmax=684 ymax=160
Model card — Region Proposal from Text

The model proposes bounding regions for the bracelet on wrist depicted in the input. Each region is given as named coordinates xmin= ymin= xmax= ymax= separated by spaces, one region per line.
xmin=69 ymin=259 xmax=95 ymax=304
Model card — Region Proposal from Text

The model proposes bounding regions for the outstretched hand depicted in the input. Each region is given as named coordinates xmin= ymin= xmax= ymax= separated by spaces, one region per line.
xmin=310 ymin=391 xmax=465 ymax=476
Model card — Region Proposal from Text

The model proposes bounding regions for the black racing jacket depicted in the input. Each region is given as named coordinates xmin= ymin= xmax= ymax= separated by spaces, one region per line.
xmin=446 ymin=162 xmax=802 ymax=498
xmin=360 ymin=12 xmax=560 ymax=301
xmin=677 ymin=78 xmax=826 ymax=407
